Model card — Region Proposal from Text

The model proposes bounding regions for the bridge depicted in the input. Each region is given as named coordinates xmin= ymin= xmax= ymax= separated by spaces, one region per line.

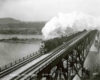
xmin=0 ymin=30 xmax=98 ymax=80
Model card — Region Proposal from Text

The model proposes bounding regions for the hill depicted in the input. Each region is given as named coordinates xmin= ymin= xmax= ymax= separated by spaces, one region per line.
xmin=0 ymin=18 xmax=21 ymax=24
xmin=0 ymin=18 xmax=46 ymax=34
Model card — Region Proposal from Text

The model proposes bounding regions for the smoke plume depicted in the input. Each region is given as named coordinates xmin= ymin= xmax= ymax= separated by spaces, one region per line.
xmin=42 ymin=12 xmax=100 ymax=40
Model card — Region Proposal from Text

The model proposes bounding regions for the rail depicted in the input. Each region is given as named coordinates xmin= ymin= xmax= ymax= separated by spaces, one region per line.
xmin=11 ymin=30 xmax=93 ymax=80
xmin=0 ymin=51 xmax=42 ymax=77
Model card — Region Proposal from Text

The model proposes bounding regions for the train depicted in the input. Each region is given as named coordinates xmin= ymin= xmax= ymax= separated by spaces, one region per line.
xmin=39 ymin=30 xmax=87 ymax=54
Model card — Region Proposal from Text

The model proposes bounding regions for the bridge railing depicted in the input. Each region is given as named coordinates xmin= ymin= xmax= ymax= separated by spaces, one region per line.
xmin=0 ymin=51 xmax=39 ymax=72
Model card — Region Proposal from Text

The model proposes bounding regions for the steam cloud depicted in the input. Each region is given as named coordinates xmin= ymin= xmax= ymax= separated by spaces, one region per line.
xmin=42 ymin=12 xmax=100 ymax=40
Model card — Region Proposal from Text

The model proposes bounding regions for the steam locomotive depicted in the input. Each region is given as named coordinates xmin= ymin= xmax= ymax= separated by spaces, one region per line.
xmin=39 ymin=30 xmax=86 ymax=54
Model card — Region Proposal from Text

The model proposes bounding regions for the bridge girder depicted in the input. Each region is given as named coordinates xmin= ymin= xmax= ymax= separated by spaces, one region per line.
xmin=30 ymin=30 xmax=97 ymax=80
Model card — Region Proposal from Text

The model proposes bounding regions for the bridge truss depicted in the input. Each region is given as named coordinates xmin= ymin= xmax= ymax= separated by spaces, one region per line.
xmin=36 ymin=30 xmax=97 ymax=80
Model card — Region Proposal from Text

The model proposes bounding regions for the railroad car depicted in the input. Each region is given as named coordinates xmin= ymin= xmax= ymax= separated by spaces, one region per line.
xmin=39 ymin=30 xmax=87 ymax=54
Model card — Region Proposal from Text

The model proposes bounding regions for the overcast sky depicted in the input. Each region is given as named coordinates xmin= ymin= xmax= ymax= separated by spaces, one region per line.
xmin=0 ymin=0 xmax=100 ymax=21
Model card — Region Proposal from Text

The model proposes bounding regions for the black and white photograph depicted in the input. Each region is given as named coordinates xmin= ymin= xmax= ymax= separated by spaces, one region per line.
xmin=0 ymin=0 xmax=100 ymax=80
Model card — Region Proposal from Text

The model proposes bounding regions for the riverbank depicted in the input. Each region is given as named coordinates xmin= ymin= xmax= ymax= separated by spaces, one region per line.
xmin=0 ymin=37 xmax=42 ymax=43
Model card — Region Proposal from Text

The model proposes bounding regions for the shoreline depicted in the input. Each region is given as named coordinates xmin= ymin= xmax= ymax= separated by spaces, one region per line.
xmin=0 ymin=38 xmax=42 ymax=43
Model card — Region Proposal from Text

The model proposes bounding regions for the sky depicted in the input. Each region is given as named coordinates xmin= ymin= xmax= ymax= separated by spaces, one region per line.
xmin=0 ymin=0 xmax=100 ymax=21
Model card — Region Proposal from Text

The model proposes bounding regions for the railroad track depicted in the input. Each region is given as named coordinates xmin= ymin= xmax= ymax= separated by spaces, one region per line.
xmin=0 ymin=52 xmax=42 ymax=78
xmin=10 ymin=31 xmax=91 ymax=80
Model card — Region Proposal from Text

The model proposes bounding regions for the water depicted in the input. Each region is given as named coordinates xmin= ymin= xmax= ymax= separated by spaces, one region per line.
xmin=0 ymin=34 xmax=42 ymax=67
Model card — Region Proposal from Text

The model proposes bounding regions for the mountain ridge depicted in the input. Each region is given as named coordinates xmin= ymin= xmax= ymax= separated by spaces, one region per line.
xmin=0 ymin=18 xmax=21 ymax=24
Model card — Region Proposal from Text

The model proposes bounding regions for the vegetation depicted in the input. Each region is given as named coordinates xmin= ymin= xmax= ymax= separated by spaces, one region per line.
xmin=0 ymin=37 xmax=42 ymax=43
xmin=0 ymin=22 xmax=46 ymax=34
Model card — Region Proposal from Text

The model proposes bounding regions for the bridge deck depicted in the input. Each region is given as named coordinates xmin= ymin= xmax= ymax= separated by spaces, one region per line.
xmin=1 ymin=54 xmax=50 ymax=80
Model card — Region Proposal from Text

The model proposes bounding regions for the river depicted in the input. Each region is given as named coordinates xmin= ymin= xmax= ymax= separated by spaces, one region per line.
xmin=0 ymin=34 xmax=43 ymax=67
